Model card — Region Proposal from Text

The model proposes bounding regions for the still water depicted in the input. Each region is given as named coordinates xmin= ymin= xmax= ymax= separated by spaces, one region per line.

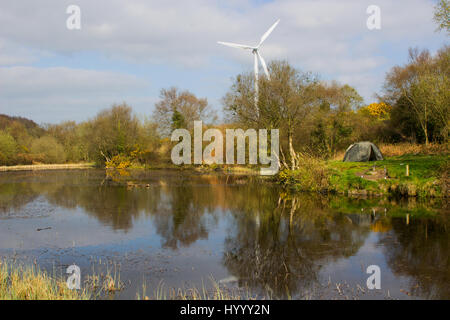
xmin=0 ymin=169 xmax=448 ymax=299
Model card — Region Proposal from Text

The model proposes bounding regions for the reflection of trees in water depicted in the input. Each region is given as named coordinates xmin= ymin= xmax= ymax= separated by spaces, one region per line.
xmin=0 ymin=182 xmax=39 ymax=214
xmin=0 ymin=171 xmax=225 ymax=246
xmin=29 ymin=170 xmax=160 ymax=231
xmin=152 ymin=185 xmax=212 ymax=249
xmin=379 ymin=213 xmax=450 ymax=299
xmin=51 ymin=185 xmax=162 ymax=231
xmin=222 ymin=193 xmax=370 ymax=298
xmin=2 ymin=170 xmax=449 ymax=299
xmin=149 ymin=174 xmax=259 ymax=249
xmin=0 ymin=170 xmax=160 ymax=229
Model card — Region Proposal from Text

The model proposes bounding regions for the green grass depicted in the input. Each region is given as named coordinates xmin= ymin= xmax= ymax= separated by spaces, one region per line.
xmin=329 ymin=154 xmax=446 ymax=179
xmin=328 ymin=154 xmax=448 ymax=197
xmin=328 ymin=196 xmax=445 ymax=217
xmin=280 ymin=154 xmax=448 ymax=198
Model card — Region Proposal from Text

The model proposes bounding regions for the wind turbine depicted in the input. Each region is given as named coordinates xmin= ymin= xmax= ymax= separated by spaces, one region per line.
xmin=218 ymin=19 xmax=280 ymax=110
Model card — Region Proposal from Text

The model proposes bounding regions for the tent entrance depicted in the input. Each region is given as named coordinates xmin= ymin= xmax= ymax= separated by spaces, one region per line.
xmin=368 ymin=147 xmax=376 ymax=161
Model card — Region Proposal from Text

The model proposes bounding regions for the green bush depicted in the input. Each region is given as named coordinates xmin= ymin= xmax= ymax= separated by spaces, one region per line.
xmin=0 ymin=131 xmax=18 ymax=165
xmin=278 ymin=156 xmax=330 ymax=192
xmin=30 ymin=136 xmax=66 ymax=164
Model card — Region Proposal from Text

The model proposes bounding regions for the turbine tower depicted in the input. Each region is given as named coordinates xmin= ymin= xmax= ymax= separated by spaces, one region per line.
xmin=218 ymin=19 xmax=280 ymax=112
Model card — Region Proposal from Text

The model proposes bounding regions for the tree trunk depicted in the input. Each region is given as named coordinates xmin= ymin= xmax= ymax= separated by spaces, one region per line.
xmin=288 ymin=129 xmax=297 ymax=170
xmin=100 ymin=150 xmax=111 ymax=163
xmin=424 ymin=104 xmax=429 ymax=146
xmin=279 ymin=145 xmax=289 ymax=170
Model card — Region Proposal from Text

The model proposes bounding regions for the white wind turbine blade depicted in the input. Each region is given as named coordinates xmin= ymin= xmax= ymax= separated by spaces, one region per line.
xmin=256 ymin=51 xmax=270 ymax=79
xmin=217 ymin=41 xmax=254 ymax=50
xmin=258 ymin=19 xmax=280 ymax=47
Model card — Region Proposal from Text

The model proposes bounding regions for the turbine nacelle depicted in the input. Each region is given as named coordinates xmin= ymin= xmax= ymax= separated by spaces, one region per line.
xmin=217 ymin=19 xmax=280 ymax=81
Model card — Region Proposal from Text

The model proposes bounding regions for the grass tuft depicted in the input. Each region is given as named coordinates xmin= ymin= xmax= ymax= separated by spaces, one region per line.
xmin=0 ymin=260 xmax=90 ymax=300
xmin=137 ymin=277 xmax=268 ymax=300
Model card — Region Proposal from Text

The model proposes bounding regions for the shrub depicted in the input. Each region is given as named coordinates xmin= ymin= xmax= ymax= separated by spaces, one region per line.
xmin=15 ymin=153 xmax=35 ymax=165
xmin=30 ymin=136 xmax=66 ymax=164
xmin=359 ymin=102 xmax=392 ymax=119
xmin=278 ymin=154 xmax=330 ymax=192
xmin=0 ymin=131 xmax=18 ymax=165
xmin=380 ymin=142 xmax=449 ymax=157
xmin=333 ymin=142 xmax=449 ymax=160
xmin=105 ymin=154 xmax=132 ymax=169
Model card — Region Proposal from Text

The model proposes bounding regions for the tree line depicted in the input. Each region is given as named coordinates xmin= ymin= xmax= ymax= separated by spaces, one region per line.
xmin=0 ymin=45 xmax=448 ymax=168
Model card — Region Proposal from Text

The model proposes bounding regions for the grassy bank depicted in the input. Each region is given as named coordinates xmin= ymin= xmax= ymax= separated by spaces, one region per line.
xmin=0 ymin=163 xmax=95 ymax=172
xmin=278 ymin=154 xmax=449 ymax=198
xmin=0 ymin=261 xmax=90 ymax=300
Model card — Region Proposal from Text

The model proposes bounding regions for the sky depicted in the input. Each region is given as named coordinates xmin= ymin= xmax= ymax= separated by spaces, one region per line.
xmin=0 ymin=0 xmax=447 ymax=124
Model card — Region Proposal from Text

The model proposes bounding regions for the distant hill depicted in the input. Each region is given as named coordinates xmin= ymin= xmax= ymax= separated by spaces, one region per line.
xmin=0 ymin=114 xmax=44 ymax=136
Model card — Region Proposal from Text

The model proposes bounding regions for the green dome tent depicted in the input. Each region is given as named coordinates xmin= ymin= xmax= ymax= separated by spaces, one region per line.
xmin=343 ymin=142 xmax=383 ymax=162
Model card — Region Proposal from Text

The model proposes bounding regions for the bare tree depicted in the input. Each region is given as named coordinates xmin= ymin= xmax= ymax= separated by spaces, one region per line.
xmin=223 ymin=60 xmax=320 ymax=170
xmin=153 ymin=87 xmax=216 ymax=137
xmin=382 ymin=47 xmax=449 ymax=144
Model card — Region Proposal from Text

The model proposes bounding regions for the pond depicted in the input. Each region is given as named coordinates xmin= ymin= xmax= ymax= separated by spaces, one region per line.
xmin=0 ymin=169 xmax=448 ymax=299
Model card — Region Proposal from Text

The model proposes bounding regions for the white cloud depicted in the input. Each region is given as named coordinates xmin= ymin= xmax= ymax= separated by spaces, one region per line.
xmin=0 ymin=40 xmax=38 ymax=66
xmin=0 ymin=66 xmax=146 ymax=96
xmin=0 ymin=0 xmax=446 ymax=119
xmin=0 ymin=66 xmax=150 ymax=122
xmin=0 ymin=0 xmax=439 ymax=63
